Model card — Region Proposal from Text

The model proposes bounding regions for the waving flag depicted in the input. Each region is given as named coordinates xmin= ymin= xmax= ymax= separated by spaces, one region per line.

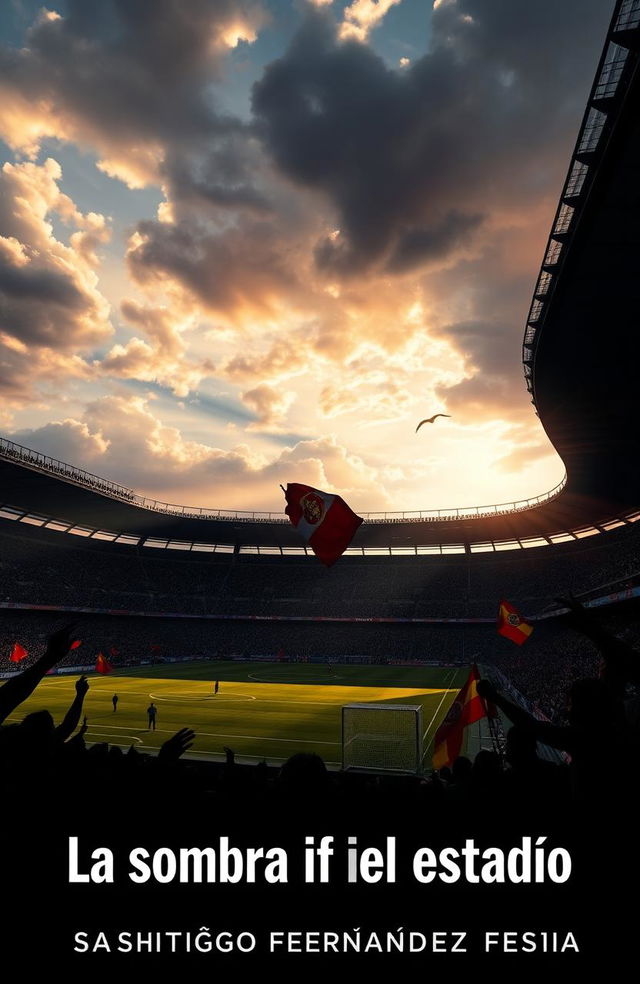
xmin=10 ymin=642 xmax=28 ymax=663
xmin=433 ymin=664 xmax=495 ymax=769
xmin=497 ymin=599 xmax=534 ymax=645
xmin=95 ymin=652 xmax=113 ymax=675
xmin=282 ymin=483 xmax=363 ymax=566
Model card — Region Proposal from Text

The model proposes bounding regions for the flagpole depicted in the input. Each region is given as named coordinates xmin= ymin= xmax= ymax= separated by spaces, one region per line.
xmin=473 ymin=657 xmax=504 ymax=762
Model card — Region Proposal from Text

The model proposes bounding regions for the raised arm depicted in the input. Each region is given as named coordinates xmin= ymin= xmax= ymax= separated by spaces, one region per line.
xmin=56 ymin=675 xmax=89 ymax=741
xmin=0 ymin=623 xmax=79 ymax=724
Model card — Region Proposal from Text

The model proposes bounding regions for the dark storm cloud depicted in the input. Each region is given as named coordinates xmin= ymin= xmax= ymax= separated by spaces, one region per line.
xmin=432 ymin=310 xmax=532 ymax=422
xmin=0 ymin=262 xmax=85 ymax=311
xmin=160 ymin=136 xmax=273 ymax=214
xmin=127 ymin=215 xmax=300 ymax=315
xmin=0 ymin=0 xmax=266 ymax=195
xmin=425 ymin=219 xmax=559 ymax=421
xmin=0 ymin=158 xmax=112 ymax=364
xmin=3 ymin=2 xmax=208 ymax=136
xmin=252 ymin=0 xmax=611 ymax=274
xmin=386 ymin=210 xmax=484 ymax=273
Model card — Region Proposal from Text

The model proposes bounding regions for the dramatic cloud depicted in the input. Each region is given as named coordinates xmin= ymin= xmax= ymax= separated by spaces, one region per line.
xmin=0 ymin=157 xmax=112 ymax=413
xmin=223 ymin=333 xmax=310 ymax=384
xmin=0 ymin=1 xmax=267 ymax=189
xmin=252 ymin=0 xmax=608 ymax=276
xmin=0 ymin=0 xmax=612 ymax=508
xmin=339 ymin=1 xmax=403 ymax=42
xmin=126 ymin=214 xmax=303 ymax=321
xmin=0 ymin=158 xmax=111 ymax=348
xmin=241 ymin=383 xmax=296 ymax=429
xmin=14 ymin=395 xmax=394 ymax=510
xmin=100 ymin=301 xmax=216 ymax=398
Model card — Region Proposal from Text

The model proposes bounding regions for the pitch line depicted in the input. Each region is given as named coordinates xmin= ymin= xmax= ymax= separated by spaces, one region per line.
xmin=421 ymin=667 xmax=459 ymax=763
xmin=40 ymin=682 xmax=344 ymax=706
xmin=85 ymin=730 xmax=143 ymax=744
xmin=43 ymin=682 xmax=438 ymax=709
xmin=41 ymin=681 xmax=456 ymax=709
xmin=86 ymin=741 xmax=144 ymax=751
xmin=73 ymin=721 xmax=340 ymax=745
xmin=148 ymin=691 xmax=256 ymax=703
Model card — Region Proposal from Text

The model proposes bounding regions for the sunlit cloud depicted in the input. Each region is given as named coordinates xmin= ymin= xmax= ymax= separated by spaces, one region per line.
xmin=339 ymin=0 xmax=403 ymax=42
xmin=0 ymin=0 xmax=612 ymax=510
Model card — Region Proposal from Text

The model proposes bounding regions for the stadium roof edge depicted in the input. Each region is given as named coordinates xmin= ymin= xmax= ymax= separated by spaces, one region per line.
xmin=0 ymin=435 xmax=567 ymax=526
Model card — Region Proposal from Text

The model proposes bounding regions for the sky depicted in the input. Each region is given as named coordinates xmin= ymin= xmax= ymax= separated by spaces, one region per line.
xmin=0 ymin=0 xmax=614 ymax=513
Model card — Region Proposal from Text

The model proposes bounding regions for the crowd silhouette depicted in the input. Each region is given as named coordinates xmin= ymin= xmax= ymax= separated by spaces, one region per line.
xmin=1 ymin=597 xmax=638 ymax=968
xmin=1 ymin=597 xmax=638 ymax=825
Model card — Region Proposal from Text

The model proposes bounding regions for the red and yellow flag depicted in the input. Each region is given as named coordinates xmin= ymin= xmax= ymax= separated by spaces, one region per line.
xmin=432 ymin=664 xmax=494 ymax=770
xmin=497 ymin=599 xmax=534 ymax=645
xmin=95 ymin=652 xmax=114 ymax=675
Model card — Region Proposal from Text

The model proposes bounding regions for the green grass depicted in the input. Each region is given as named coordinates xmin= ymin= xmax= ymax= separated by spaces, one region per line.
xmin=8 ymin=662 xmax=468 ymax=769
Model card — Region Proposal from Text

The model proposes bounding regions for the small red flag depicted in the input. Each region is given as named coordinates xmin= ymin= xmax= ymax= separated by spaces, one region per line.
xmin=70 ymin=639 xmax=82 ymax=650
xmin=282 ymin=482 xmax=363 ymax=566
xmin=95 ymin=652 xmax=114 ymax=675
xmin=497 ymin=599 xmax=534 ymax=645
xmin=10 ymin=642 xmax=28 ymax=663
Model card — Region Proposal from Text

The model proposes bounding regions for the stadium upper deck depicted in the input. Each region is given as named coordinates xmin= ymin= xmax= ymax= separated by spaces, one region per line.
xmin=1 ymin=0 xmax=639 ymax=557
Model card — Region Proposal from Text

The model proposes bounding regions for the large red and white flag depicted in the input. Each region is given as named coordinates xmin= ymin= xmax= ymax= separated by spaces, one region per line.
xmin=282 ymin=483 xmax=363 ymax=566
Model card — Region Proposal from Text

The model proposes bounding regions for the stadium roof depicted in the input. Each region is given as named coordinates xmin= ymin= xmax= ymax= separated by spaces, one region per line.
xmin=1 ymin=0 xmax=639 ymax=554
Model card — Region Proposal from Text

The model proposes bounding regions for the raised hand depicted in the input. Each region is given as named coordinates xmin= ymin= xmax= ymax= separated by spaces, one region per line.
xmin=46 ymin=622 xmax=81 ymax=662
xmin=158 ymin=728 xmax=195 ymax=764
xmin=75 ymin=675 xmax=89 ymax=698
xmin=56 ymin=673 xmax=90 ymax=741
xmin=0 ymin=621 xmax=83 ymax=725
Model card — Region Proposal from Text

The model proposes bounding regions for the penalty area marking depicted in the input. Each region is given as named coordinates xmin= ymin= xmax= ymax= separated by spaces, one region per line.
xmin=72 ymin=722 xmax=339 ymax=744
xmin=85 ymin=730 xmax=143 ymax=744
xmin=148 ymin=691 xmax=256 ymax=703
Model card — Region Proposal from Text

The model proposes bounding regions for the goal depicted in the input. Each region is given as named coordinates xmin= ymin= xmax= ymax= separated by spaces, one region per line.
xmin=341 ymin=703 xmax=423 ymax=774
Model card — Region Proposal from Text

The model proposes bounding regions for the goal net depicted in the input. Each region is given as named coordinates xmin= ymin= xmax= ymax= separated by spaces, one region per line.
xmin=342 ymin=703 xmax=423 ymax=774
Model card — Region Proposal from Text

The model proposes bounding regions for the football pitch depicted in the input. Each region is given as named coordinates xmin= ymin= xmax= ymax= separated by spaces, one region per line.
xmin=8 ymin=662 xmax=469 ymax=769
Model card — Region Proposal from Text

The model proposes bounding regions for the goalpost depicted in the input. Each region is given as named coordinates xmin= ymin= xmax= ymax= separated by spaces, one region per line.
xmin=341 ymin=703 xmax=423 ymax=774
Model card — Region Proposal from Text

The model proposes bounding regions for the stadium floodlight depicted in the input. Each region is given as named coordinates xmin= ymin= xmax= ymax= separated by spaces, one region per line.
xmin=342 ymin=703 xmax=423 ymax=775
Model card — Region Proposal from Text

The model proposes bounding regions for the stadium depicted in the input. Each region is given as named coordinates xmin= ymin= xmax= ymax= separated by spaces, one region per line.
xmin=2 ymin=2 xmax=640 ymax=968
xmin=1 ymin=1 xmax=640 ymax=779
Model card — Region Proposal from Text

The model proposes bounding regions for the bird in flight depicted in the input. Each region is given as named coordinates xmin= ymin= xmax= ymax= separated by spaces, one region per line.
xmin=415 ymin=414 xmax=451 ymax=432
